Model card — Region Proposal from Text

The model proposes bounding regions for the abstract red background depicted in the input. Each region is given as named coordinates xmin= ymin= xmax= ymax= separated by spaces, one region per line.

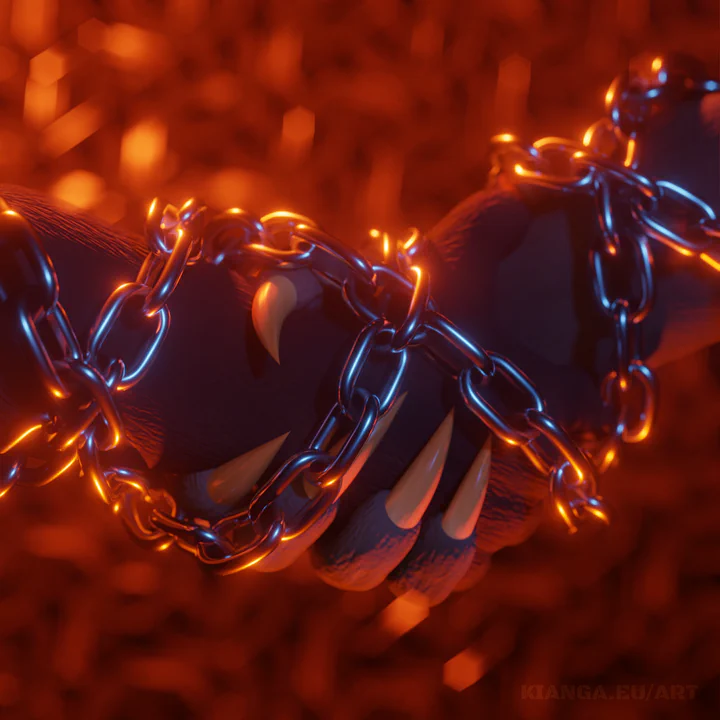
xmin=0 ymin=1 xmax=718 ymax=718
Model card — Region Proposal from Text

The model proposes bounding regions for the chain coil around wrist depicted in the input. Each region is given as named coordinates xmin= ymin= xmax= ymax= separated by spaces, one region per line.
xmin=491 ymin=54 xmax=720 ymax=500
xmin=0 ymin=53 xmax=718 ymax=571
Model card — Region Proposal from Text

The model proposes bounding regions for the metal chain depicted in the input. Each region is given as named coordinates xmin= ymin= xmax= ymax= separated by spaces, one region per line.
xmin=491 ymin=53 xmax=720 ymax=515
xmin=0 ymin=54 xmax=717 ymax=570
xmin=0 ymin=186 xmax=606 ymax=568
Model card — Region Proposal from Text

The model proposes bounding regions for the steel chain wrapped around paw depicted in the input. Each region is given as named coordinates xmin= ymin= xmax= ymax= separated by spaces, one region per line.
xmin=491 ymin=54 xmax=720 ymax=529
xmin=0 ymin=53 xmax=718 ymax=571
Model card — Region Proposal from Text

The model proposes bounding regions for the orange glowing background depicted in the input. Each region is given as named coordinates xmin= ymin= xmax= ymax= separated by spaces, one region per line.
xmin=0 ymin=1 xmax=718 ymax=718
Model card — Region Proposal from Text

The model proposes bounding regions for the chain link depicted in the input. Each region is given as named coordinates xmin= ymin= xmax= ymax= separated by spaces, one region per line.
xmin=0 ymin=52 xmax=717 ymax=563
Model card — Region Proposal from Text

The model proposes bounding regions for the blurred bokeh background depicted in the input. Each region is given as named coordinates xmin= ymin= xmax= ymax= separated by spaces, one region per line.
xmin=0 ymin=1 xmax=719 ymax=718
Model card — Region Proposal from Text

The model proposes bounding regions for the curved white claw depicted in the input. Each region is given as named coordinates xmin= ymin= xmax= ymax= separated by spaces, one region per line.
xmin=251 ymin=275 xmax=298 ymax=364
xmin=385 ymin=410 xmax=454 ymax=529
xmin=207 ymin=432 xmax=290 ymax=505
xmin=442 ymin=435 xmax=491 ymax=540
